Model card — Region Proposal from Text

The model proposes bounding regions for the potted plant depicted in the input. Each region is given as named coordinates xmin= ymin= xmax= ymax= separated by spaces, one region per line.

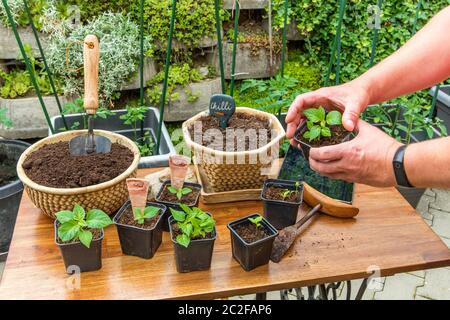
xmin=0 ymin=135 xmax=30 ymax=261
xmin=294 ymin=106 xmax=351 ymax=159
xmin=54 ymin=204 xmax=112 ymax=273
xmin=227 ymin=214 xmax=278 ymax=271
xmin=156 ymin=155 xmax=202 ymax=231
xmin=114 ymin=178 xmax=166 ymax=259
xmin=260 ymin=179 xmax=303 ymax=229
xmin=168 ymin=204 xmax=216 ymax=273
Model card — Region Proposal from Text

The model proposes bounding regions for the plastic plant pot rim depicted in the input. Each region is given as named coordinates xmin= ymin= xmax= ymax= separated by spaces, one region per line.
xmin=293 ymin=121 xmax=353 ymax=148
xmin=155 ymin=180 xmax=202 ymax=207
xmin=260 ymin=179 xmax=304 ymax=205
xmin=54 ymin=220 xmax=104 ymax=248
xmin=227 ymin=213 xmax=278 ymax=247
xmin=113 ymin=200 xmax=167 ymax=233
xmin=168 ymin=215 xmax=217 ymax=246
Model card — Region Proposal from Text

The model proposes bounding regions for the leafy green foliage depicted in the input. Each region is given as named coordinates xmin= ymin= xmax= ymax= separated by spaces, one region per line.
xmin=56 ymin=204 xmax=112 ymax=248
xmin=133 ymin=205 xmax=160 ymax=225
xmin=61 ymin=97 xmax=114 ymax=130
xmin=167 ymin=186 xmax=192 ymax=201
xmin=170 ymin=204 xmax=215 ymax=248
xmin=303 ymin=107 xmax=342 ymax=142
xmin=0 ymin=107 xmax=12 ymax=128
xmin=248 ymin=215 xmax=263 ymax=229
xmin=0 ymin=0 xmax=48 ymax=29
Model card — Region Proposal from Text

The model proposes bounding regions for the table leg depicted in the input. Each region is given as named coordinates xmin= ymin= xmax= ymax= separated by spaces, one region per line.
xmin=256 ymin=292 xmax=267 ymax=300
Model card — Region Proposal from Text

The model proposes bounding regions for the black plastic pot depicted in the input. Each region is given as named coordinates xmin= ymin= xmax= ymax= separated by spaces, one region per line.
xmin=113 ymin=200 xmax=166 ymax=259
xmin=0 ymin=139 xmax=30 ymax=261
xmin=293 ymin=122 xmax=352 ymax=160
xmin=155 ymin=180 xmax=201 ymax=232
xmin=54 ymin=221 xmax=104 ymax=273
xmin=168 ymin=215 xmax=216 ymax=273
xmin=227 ymin=214 xmax=278 ymax=271
xmin=261 ymin=179 xmax=303 ymax=229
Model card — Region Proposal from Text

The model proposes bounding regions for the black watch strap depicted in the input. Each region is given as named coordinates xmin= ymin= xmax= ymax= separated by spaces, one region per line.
xmin=393 ymin=145 xmax=413 ymax=188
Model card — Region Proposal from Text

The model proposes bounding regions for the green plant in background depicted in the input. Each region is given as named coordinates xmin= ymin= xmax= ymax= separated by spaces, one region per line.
xmin=133 ymin=205 xmax=160 ymax=225
xmin=0 ymin=107 xmax=12 ymax=128
xmin=170 ymin=204 xmax=216 ymax=248
xmin=248 ymin=215 xmax=263 ymax=229
xmin=61 ymin=97 xmax=114 ymax=130
xmin=0 ymin=0 xmax=48 ymax=29
xmin=168 ymin=185 xmax=192 ymax=200
xmin=55 ymin=204 xmax=112 ymax=248
xmin=303 ymin=107 xmax=342 ymax=142
xmin=44 ymin=11 xmax=152 ymax=106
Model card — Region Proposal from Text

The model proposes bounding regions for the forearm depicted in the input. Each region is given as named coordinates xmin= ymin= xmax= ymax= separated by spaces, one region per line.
xmin=404 ymin=137 xmax=450 ymax=188
xmin=352 ymin=6 xmax=450 ymax=104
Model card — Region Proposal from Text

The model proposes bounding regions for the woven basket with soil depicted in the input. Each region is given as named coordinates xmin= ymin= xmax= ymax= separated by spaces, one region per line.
xmin=17 ymin=130 xmax=140 ymax=219
xmin=182 ymin=107 xmax=285 ymax=192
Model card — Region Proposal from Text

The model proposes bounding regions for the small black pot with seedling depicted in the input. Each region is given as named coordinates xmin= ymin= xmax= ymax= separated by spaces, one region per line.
xmin=156 ymin=180 xmax=201 ymax=232
xmin=168 ymin=204 xmax=216 ymax=273
xmin=294 ymin=107 xmax=352 ymax=159
xmin=227 ymin=214 xmax=278 ymax=271
xmin=261 ymin=179 xmax=303 ymax=229
xmin=113 ymin=200 xmax=166 ymax=259
xmin=54 ymin=204 xmax=113 ymax=273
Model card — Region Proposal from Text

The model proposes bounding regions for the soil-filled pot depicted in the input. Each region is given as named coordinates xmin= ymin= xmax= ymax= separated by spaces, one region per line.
xmin=294 ymin=122 xmax=352 ymax=160
xmin=54 ymin=221 xmax=104 ymax=273
xmin=168 ymin=216 xmax=216 ymax=273
xmin=227 ymin=214 xmax=278 ymax=271
xmin=113 ymin=200 xmax=166 ymax=259
xmin=182 ymin=107 xmax=285 ymax=192
xmin=155 ymin=180 xmax=202 ymax=232
xmin=16 ymin=130 xmax=140 ymax=218
xmin=261 ymin=179 xmax=303 ymax=229
xmin=0 ymin=140 xmax=30 ymax=259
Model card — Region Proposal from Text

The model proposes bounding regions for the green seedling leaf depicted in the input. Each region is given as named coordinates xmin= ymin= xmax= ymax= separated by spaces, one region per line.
xmin=55 ymin=210 xmax=75 ymax=224
xmin=170 ymin=208 xmax=186 ymax=222
xmin=326 ymin=110 xmax=342 ymax=125
xmin=85 ymin=209 xmax=112 ymax=229
xmin=303 ymin=108 xmax=321 ymax=123
xmin=78 ymin=229 xmax=93 ymax=248
xmin=144 ymin=206 xmax=160 ymax=219
xmin=167 ymin=186 xmax=178 ymax=194
xmin=176 ymin=234 xmax=191 ymax=248
xmin=58 ymin=221 xmax=80 ymax=242
xmin=309 ymin=125 xmax=321 ymax=141
xmin=321 ymin=126 xmax=331 ymax=137
xmin=248 ymin=215 xmax=263 ymax=228
xmin=73 ymin=204 xmax=85 ymax=221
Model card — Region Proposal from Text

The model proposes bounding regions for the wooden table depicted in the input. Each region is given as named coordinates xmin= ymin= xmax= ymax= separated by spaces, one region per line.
xmin=1 ymin=168 xmax=450 ymax=300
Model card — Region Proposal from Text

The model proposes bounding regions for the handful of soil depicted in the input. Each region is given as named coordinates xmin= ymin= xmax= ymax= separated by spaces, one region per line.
xmin=234 ymin=222 xmax=271 ymax=244
xmin=22 ymin=142 xmax=133 ymax=188
xmin=188 ymin=112 xmax=272 ymax=152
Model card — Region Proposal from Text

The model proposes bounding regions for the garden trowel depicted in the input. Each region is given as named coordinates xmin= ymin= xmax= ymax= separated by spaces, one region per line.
xmin=69 ymin=35 xmax=111 ymax=156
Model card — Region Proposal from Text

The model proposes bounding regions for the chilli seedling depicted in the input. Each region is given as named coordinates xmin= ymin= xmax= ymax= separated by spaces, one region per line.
xmin=279 ymin=181 xmax=301 ymax=201
xmin=168 ymin=185 xmax=192 ymax=200
xmin=248 ymin=215 xmax=263 ymax=228
xmin=170 ymin=204 xmax=215 ymax=248
xmin=56 ymin=204 xmax=112 ymax=248
xmin=303 ymin=106 xmax=342 ymax=141
xmin=133 ymin=206 xmax=160 ymax=224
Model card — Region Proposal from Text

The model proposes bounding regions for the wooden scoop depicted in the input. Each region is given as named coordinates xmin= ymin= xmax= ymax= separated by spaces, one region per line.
xmin=270 ymin=182 xmax=359 ymax=263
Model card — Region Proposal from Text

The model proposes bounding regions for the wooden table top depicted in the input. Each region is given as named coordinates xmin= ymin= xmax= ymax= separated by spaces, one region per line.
xmin=1 ymin=168 xmax=450 ymax=300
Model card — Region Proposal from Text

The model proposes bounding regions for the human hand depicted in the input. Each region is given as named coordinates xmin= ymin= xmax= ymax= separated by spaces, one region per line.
xmin=285 ymin=81 xmax=370 ymax=143
xmin=307 ymin=120 xmax=403 ymax=187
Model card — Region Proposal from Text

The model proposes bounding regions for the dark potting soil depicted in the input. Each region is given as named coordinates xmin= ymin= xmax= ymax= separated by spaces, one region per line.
xmin=159 ymin=184 xmax=200 ymax=206
xmin=188 ymin=112 xmax=272 ymax=151
xmin=171 ymin=223 xmax=213 ymax=242
xmin=263 ymin=185 xmax=301 ymax=203
xmin=117 ymin=206 xmax=161 ymax=230
xmin=22 ymin=142 xmax=133 ymax=188
xmin=0 ymin=154 xmax=18 ymax=187
xmin=233 ymin=221 xmax=271 ymax=244
xmin=296 ymin=125 xmax=349 ymax=148
xmin=56 ymin=228 xmax=102 ymax=245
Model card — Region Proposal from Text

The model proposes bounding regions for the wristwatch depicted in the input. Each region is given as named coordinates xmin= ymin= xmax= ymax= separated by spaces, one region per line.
xmin=393 ymin=145 xmax=413 ymax=188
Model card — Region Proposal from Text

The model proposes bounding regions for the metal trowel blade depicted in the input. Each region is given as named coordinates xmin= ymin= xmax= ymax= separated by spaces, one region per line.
xmin=69 ymin=134 xmax=112 ymax=156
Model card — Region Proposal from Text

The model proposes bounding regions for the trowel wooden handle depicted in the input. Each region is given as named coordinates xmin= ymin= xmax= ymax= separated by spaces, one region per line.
xmin=303 ymin=182 xmax=359 ymax=218
xmin=83 ymin=35 xmax=99 ymax=115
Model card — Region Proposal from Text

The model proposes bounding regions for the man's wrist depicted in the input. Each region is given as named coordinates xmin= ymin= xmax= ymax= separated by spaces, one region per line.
xmin=385 ymin=141 xmax=404 ymax=187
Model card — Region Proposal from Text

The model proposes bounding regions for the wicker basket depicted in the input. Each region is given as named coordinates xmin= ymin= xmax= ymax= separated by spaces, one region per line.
xmin=182 ymin=107 xmax=285 ymax=192
xmin=16 ymin=130 xmax=140 ymax=219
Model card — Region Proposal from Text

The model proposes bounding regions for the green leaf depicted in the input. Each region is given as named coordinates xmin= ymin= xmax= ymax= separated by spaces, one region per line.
xmin=176 ymin=233 xmax=191 ymax=248
xmin=326 ymin=110 xmax=342 ymax=125
xmin=143 ymin=206 xmax=160 ymax=219
xmin=133 ymin=207 xmax=143 ymax=221
xmin=180 ymin=223 xmax=193 ymax=237
xmin=78 ymin=229 xmax=93 ymax=248
xmin=170 ymin=208 xmax=186 ymax=222
xmin=86 ymin=209 xmax=112 ymax=229
xmin=309 ymin=125 xmax=321 ymax=141
xmin=55 ymin=210 xmax=75 ymax=224
xmin=73 ymin=204 xmax=85 ymax=221
xmin=321 ymin=126 xmax=331 ymax=137
xmin=181 ymin=187 xmax=192 ymax=196
xmin=167 ymin=186 xmax=178 ymax=194
xmin=303 ymin=131 xmax=311 ymax=140
xmin=303 ymin=108 xmax=321 ymax=123
xmin=58 ymin=221 xmax=80 ymax=242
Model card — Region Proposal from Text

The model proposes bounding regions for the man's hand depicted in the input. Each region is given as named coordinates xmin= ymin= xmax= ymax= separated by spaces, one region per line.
xmin=285 ymin=81 xmax=370 ymax=143
xmin=307 ymin=120 xmax=403 ymax=187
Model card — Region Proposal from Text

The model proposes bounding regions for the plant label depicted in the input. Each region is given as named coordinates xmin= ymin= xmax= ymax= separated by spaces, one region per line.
xmin=209 ymin=94 xmax=235 ymax=129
